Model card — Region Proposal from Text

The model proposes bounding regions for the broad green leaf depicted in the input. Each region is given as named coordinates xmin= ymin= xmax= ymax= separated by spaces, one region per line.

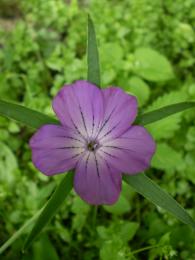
xmin=98 ymin=221 xmax=139 ymax=260
xmin=100 ymin=43 xmax=123 ymax=70
xmin=71 ymin=197 xmax=90 ymax=231
xmin=133 ymin=48 xmax=174 ymax=81
xmin=125 ymin=76 xmax=150 ymax=106
xmin=185 ymin=126 xmax=195 ymax=151
xmin=124 ymin=174 xmax=195 ymax=229
xmin=122 ymin=222 xmax=139 ymax=242
xmin=136 ymin=101 xmax=195 ymax=126
xmin=99 ymin=239 xmax=124 ymax=260
xmin=33 ymin=235 xmax=59 ymax=260
xmin=87 ymin=15 xmax=101 ymax=87
xmin=24 ymin=172 xmax=73 ymax=250
xmin=0 ymin=100 xmax=59 ymax=129
xmin=151 ymin=143 xmax=184 ymax=171
xmin=103 ymin=182 xmax=132 ymax=215
xmin=100 ymin=43 xmax=123 ymax=85
xmin=97 ymin=220 xmax=139 ymax=243
xmin=143 ymin=91 xmax=187 ymax=140
xmin=184 ymin=152 xmax=195 ymax=185
xmin=103 ymin=194 xmax=131 ymax=215
xmin=0 ymin=141 xmax=18 ymax=184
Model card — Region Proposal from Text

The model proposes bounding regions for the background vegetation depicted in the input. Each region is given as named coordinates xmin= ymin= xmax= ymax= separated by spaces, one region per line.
xmin=1 ymin=0 xmax=195 ymax=259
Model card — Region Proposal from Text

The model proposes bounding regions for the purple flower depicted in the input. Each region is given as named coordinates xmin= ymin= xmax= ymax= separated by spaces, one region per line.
xmin=30 ymin=80 xmax=156 ymax=205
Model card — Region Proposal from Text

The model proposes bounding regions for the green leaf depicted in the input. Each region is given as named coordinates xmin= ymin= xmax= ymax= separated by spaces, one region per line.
xmin=133 ymin=48 xmax=174 ymax=81
xmin=184 ymin=151 xmax=195 ymax=185
xmin=0 ymin=100 xmax=59 ymax=129
xmin=124 ymin=174 xmax=195 ymax=229
xmin=87 ymin=15 xmax=101 ymax=87
xmin=100 ymin=43 xmax=123 ymax=85
xmin=33 ymin=235 xmax=59 ymax=260
xmin=125 ymin=76 xmax=150 ymax=106
xmin=0 ymin=208 xmax=43 ymax=254
xmin=136 ymin=101 xmax=195 ymax=126
xmin=103 ymin=194 xmax=131 ymax=215
xmin=103 ymin=182 xmax=132 ymax=215
xmin=0 ymin=141 xmax=18 ymax=184
xmin=23 ymin=172 xmax=73 ymax=250
xmin=143 ymin=91 xmax=187 ymax=140
xmin=99 ymin=239 xmax=124 ymax=260
xmin=121 ymin=222 xmax=139 ymax=242
xmin=71 ymin=196 xmax=90 ymax=231
xmin=98 ymin=220 xmax=139 ymax=260
xmin=151 ymin=143 xmax=183 ymax=171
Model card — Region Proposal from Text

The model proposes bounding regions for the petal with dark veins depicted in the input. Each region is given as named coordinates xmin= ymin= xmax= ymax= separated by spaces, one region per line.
xmin=74 ymin=151 xmax=122 ymax=205
xmin=99 ymin=126 xmax=156 ymax=174
xmin=29 ymin=125 xmax=85 ymax=175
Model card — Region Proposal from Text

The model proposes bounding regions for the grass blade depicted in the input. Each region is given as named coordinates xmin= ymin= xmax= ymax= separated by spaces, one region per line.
xmin=23 ymin=172 xmax=73 ymax=250
xmin=136 ymin=102 xmax=195 ymax=125
xmin=124 ymin=174 xmax=195 ymax=229
xmin=0 ymin=99 xmax=59 ymax=129
xmin=0 ymin=208 xmax=43 ymax=254
xmin=87 ymin=15 xmax=101 ymax=87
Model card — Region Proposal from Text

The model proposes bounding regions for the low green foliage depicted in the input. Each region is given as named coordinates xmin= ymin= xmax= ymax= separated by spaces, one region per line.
xmin=1 ymin=0 xmax=195 ymax=259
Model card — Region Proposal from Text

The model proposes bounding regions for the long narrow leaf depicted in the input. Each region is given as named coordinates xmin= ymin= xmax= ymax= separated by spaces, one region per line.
xmin=124 ymin=174 xmax=195 ymax=229
xmin=87 ymin=15 xmax=101 ymax=87
xmin=0 ymin=208 xmax=43 ymax=254
xmin=0 ymin=100 xmax=59 ymax=129
xmin=1 ymin=99 xmax=194 ymax=132
xmin=136 ymin=101 xmax=195 ymax=125
xmin=23 ymin=172 xmax=73 ymax=250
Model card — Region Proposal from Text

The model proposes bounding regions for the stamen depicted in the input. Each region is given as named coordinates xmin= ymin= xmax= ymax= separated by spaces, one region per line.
xmin=87 ymin=140 xmax=99 ymax=152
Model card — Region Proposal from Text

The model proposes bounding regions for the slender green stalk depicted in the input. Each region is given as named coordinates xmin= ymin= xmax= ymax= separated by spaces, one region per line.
xmin=0 ymin=208 xmax=43 ymax=254
xmin=23 ymin=172 xmax=73 ymax=250
xmin=92 ymin=205 xmax=98 ymax=228
xmin=131 ymin=244 xmax=163 ymax=255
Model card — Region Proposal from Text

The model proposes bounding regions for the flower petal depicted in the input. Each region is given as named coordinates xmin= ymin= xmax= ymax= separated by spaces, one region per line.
xmin=29 ymin=125 xmax=85 ymax=176
xmin=74 ymin=152 xmax=122 ymax=205
xmin=99 ymin=126 xmax=156 ymax=174
xmin=52 ymin=80 xmax=104 ymax=139
xmin=97 ymin=87 xmax=138 ymax=142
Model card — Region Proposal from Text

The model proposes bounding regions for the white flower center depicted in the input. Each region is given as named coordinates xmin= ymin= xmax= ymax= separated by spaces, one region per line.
xmin=87 ymin=140 xmax=99 ymax=152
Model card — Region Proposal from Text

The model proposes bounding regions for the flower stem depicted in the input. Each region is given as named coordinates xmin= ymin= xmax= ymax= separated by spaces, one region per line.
xmin=92 ymin=205 xmax=98 ymax=228
xmin=130 ymin=244 xmax=163 ymax=255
